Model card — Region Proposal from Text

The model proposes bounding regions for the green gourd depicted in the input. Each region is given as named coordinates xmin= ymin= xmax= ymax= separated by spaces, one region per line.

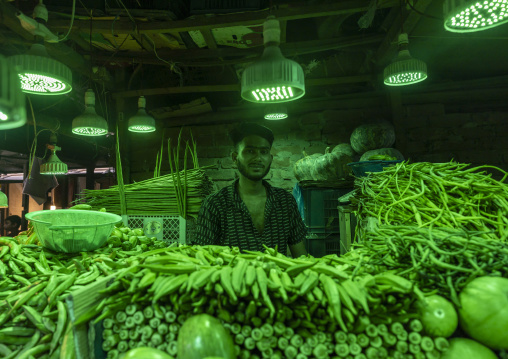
xmin=176 ymin=314 xmax=235 ymax=359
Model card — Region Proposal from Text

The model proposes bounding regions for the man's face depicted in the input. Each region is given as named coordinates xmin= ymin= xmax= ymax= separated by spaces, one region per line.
xmin=233 ymin=135 xmax=273 ymax=181
xmin=4 ymin=220 xmax=14 ymax=230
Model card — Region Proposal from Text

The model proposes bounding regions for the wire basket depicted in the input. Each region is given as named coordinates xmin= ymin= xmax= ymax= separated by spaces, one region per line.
xmin=25 ymin=209 xmax=122 ymax=253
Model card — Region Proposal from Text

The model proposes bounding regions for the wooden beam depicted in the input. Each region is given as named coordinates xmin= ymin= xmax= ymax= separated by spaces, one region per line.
xmin=94 ymin=34 xmax=384 ymax=67
xmin=200 ymin=29 xmax=218 ymax=49
xmin=48 ymin=0 xmax=398 ymax=35
xmin=112 ymin=75 xmax=376 ymax=98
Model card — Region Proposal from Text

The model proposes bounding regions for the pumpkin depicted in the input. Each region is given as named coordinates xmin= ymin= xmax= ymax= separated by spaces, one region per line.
xmin=176 ymin=314 xmax=235 ymax=359
xmin=293 ymin=147 xmax=352 ymax=182
xmin=359 ymin=148 xmax=404 ymax=162
xmin=331 ymin=143 xmax=358 ymax=160
xmin=350 ymin=120 xmax=396 ymax=154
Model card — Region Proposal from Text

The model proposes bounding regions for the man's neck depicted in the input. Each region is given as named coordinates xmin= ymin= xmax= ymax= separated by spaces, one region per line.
xmin=238 ymin=176 xmax=266 ymax=197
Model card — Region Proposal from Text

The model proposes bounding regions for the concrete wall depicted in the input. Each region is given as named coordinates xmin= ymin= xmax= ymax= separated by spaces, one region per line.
xmin=128 ymin=104 xmax=508 ymax=192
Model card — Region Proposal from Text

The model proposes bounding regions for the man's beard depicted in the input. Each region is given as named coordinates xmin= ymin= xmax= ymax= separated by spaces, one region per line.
xmin=237 ymin=160 xmax=271 ymax=181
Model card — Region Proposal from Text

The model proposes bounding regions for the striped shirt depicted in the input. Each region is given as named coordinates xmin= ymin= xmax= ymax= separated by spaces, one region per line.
xmin=193 ymin=179 xmax=307 ymax=253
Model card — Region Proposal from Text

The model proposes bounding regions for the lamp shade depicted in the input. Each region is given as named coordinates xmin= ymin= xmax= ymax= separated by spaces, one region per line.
xmin=9 ymin=44 xmax=72 ymax=95
xmin=241 ymin=17 xmax=305 ymax=103
xmin=0 ymin=55 xmax=27 ymax=130
xmin=264 ymin=104 xmax=288 ymax=120
xmin=128 ymin=96 xmax=156 ymax=133
xmin=72 ymin=89 xmax=108 ymax=136
xmin=0 ymin=190 xmax=7 ymax=208
xmin=444 ymin=0 xmax=508 ymax=32
xmin=40 ymin=150 xmax=67 ymax=175
xmin=384 ymin=34 xmax=427 ymax=86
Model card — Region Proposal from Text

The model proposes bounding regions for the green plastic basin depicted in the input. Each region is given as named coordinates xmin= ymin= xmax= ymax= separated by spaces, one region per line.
xmin=25 ymin=209 xmax=122 ymax=253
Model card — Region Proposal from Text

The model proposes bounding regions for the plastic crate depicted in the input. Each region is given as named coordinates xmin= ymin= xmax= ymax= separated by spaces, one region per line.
xmin=300 ymin=186 xmax=354 ymax=235
xmin=122 ymin=215 xmax=196 ymax=244
xmin=347 ymin=160 xmax=403 ymax=177
xmin=306 ymin=234 xmax=341 ymax=258
xmin=190 ymin=0 xmax=261 ymax=14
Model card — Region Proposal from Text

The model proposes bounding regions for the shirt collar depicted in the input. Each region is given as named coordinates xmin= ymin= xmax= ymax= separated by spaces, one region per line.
xmin=229 ymin=178 xmax=274 ymax=210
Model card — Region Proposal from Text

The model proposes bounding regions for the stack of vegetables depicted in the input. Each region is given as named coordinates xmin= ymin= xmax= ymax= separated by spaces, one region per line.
xmin=76 ymin=168 xmax=213 ymax=218
xmin=77 ymin=131 xmax=214 ymax=218
xmin=0 ymin=224 xmax=168 ymax=359
xmin=79 ymin=244 xmax=455 ymax=359
xmin=352 ymin=161 xmax=508 ymax=241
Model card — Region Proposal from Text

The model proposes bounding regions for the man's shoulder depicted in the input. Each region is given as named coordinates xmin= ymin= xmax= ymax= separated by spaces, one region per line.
xmin=204 ymin=183 xmax=233 ymax=204
xmin=267 ymin=183 xmax=293 ymax=200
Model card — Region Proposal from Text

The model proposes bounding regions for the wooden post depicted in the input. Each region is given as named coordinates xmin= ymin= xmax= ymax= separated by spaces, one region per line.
xmin=21 ymin=161 xmax=29 ymax=231
xmin=86 ymin=164 xmax=95 ymax=190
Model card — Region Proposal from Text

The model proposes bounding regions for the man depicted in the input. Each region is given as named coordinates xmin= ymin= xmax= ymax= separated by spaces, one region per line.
xmin=194 ymin=123 xmax=308 ymax=258
xmin=3 ymin=215 xmax=21 ymax=237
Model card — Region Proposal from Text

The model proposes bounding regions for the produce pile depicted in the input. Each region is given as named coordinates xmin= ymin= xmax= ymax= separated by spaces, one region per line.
xmin=0 ymin=225 xmax=168 ymax=359
xmin=337 ymin=225 xmax=508 ymax=306
xmin=353 ymin=161 xmax=508 ymax=240
xmin=84 ymin=244 xmax=454 ymax=359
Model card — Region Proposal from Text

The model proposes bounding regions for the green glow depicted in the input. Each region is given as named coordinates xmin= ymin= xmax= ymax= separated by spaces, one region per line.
xmin=40 ymin=170 xmax=67 ymax=175
xmin=72 ymin=127 xmax=108 ymax=136
xmin=264 ymin=113 xmax=288 ymax=120
xmin=18 ymin=73 xmax=70 ymax=95
xmin=445 ymin=0 xmax=508 ymax=32
xmin=384 ymin=71 xmax=427 ymax=86
xmin=0 ymin=112 xmax=8 ymax=121
xmin=128 ymin=125 xmax=156 ymax=133
xmin=251 ymin=86 xmax=297 ymax=102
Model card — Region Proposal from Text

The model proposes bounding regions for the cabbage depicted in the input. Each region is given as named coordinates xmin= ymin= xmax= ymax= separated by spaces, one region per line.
xmin=458 ymin=276 xmax=508 ymax=349
xmin=441 ymin=338 xmax=497 ymax=359
xmin=359 ymin=148 xmax=404 ymax=162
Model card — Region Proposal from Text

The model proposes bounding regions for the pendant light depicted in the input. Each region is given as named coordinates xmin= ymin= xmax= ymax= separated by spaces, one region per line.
xmin=128 ymin=96 xmax=156 ymax=133
xmin=444 ymin=0 xmax=508 ymax=32
xmin=40 ymin=133 xmax=67 ymax=175
xmin=8 ymin=2 xmax=72 ymax=95
xmin=241 ymin=16 xmax=305 ymax=103
xmin=264 ymin=104 xmax=288 ymax=120
xmin=383 ymin=33 xmax=427 ymax=86
xmin=0 ymin=55 xmax=26 ymax=130
xmin=72 ymin=89 xmax=108 ymax=136
xmin=71 ymin=13 xmax=108 ymax=136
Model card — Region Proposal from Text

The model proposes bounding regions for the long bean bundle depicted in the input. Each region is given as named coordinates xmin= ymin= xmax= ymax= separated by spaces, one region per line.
xmin=331 ymin=225 xmax=508 ymax=307
xmin=352 ymin=161 xmax=508 ymax=241
xmin=76 ymin=168 xmax=213 ymax=217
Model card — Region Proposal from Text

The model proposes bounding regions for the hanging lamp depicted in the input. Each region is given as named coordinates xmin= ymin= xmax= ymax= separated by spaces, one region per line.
xmin=72 ymin=89 xmax=108 ymax=136
xmin=8 ymin=0 xmax=72 ymax=95
xmin=444 ymin=0 xmax=508 ymax=32
xmin=128 ymin=96 xmax=156 ymax=133
xmin=241 ymin=16 xmax=305 ymax=103
xmin=264 ymin=104 xmax=288 ymax=120
xmin=0 ymin=189 xmax=8 ymax=208
xmin=0 ymin=55 xmax=26 ymax=130
xmin=9 ymin=43 xmax=72 ymax=95
xmin=383 ymin=33 xmax=427 ymax=86
xmin=40 ymin=133 xmax=67 ymax=175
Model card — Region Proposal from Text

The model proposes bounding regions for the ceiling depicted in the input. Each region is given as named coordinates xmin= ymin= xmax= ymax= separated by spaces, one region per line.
xmin=1 ymin=0 xmax=508 ymax=172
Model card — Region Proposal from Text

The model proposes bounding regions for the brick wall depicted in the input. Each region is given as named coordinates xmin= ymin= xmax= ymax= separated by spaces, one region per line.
xmin=128 ymin=104 xmax=508 ymax=192
xmin=397 ymin=104 xmax=508 ymax=171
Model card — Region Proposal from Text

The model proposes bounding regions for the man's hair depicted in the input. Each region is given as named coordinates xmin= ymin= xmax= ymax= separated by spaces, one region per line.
xmin=5 ymin=215 xmax=21 ymax=227
xmin=229 ymin=122 xmax=274 ymax=150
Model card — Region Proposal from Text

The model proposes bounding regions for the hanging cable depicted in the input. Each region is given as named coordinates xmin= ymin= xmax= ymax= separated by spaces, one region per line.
xmin=56 ymin=0 xmax=77 ymax=42
xmin=405 ymin=0 xmax=443 ymax=21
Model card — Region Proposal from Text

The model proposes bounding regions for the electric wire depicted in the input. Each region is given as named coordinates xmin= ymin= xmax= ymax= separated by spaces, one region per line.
xmin=55 ymin=0 xmax=77 ymax=42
